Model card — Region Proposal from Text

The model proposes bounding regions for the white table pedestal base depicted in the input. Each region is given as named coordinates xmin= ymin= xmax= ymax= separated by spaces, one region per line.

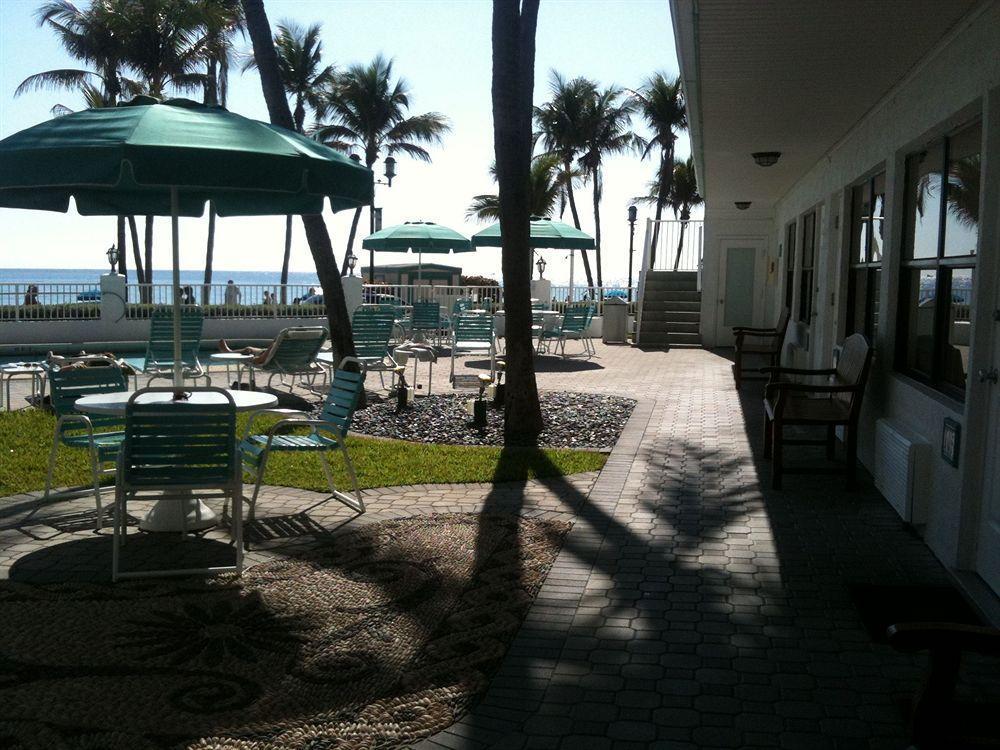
xmin=140 ymin=494 xmax=219 ymax=532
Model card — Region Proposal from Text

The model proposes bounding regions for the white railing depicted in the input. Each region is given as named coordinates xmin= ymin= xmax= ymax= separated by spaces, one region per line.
xmin=125 ymin=283 xmax=326 ymax=319
xmin=644 ymin=219 xmax=704 ymax=273
xmin=548 ymin=286 xmax=638 ymax=316
xmin=0 ymin=283 xmax=102 ymax=321
xmin=362 ymin=283 xmax=503 ymax=311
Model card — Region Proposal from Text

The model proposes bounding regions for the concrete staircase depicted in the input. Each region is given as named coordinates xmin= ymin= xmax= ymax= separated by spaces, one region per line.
xmin=636 ymin=270 xmax=701 ymax=348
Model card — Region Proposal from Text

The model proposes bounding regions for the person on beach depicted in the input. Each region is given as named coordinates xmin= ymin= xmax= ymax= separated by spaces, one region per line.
xmin=23 ymin=284 xmax=39 ymax=305
xmin=224 ymin=279 xmax=241 ymax=306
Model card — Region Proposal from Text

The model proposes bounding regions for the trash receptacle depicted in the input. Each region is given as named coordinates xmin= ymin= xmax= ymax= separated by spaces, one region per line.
xmin=602 ymin=296 xmax=627 ymax=344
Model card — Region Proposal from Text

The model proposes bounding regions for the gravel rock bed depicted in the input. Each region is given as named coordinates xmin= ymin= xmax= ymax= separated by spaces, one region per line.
xmin=347 ymin=391 xmax=636 ymax=450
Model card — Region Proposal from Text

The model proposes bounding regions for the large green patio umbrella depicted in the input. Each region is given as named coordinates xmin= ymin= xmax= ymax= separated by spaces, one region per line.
xmin=362 ymin=221 xmax=472 ymax=282
xmin=0 ymin=96 xmax=373 ymax=385
xmin=471 ymin=216 xmax=595 ymax=298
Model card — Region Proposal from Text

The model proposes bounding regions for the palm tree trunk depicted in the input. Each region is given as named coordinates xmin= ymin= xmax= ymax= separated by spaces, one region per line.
xmin=116 ymin=216 xmax=127 ymax=279
xmin=144 ymin=216 xmax=155 ymax=303
xmin=242 ymin=0 xmax=358 ymax=370
xmin=341 ymin=206 xmax=363 ymax=275
xmin=493 ymin=0 xmax=543 ymax=443
xmin=564 ymin=159 xmax=595 ymax=291
xmin=127 ymin=216 xmax=144 ymax=290
xmin=591 ymin=167 xmax=603 ymax=288
xmin=674 ymin=220 xmax=687 ymax=272
xmin=649 ymin=144 xmax=674 ymax=268
xmin=203 ymin=206 xmax=216 ymax=305
xmin=280 ymin=214 xmax=292 ymax=303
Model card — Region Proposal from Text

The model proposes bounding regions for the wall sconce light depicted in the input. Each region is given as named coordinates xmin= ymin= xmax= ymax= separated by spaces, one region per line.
xmin=536 ymin=256 xmax=547 ymax=279
xmin=106 ymin=244 xmax=120 ymax=272
xmin=734 ymin=201 xmax=752 ymax=210
xmin=751 ymin=151 xmax=781 ymax=167
xmin=346 ymin=251 xmax=358 ymax=276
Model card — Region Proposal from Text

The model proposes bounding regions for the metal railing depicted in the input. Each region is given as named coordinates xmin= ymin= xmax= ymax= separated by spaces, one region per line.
xmin=0 ymin=283 xmax=101 ymax=321
xmin=125 ymin=283 xmax=326 ymax=319
xmin=644 ymin=219 xmax=704 ymax=273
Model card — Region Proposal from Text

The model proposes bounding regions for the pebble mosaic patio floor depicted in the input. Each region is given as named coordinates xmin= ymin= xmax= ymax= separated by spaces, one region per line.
xmin=2 ymin=342 xmax=999 ymax=749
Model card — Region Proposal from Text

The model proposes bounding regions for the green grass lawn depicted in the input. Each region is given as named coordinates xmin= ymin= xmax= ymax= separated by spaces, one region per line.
xmin=0 ymin=409 xmax=606 ymax=497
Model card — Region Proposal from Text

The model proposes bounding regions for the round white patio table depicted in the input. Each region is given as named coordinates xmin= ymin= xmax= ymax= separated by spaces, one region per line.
xmin=209 ymin=352 xmax=256 ymax=388
xmin=74 ymin=389 xmax=277 ymax=532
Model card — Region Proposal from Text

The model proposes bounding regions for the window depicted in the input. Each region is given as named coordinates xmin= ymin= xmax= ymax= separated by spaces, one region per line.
xmin=846 ymin=172 xmax=885 ymax=340
xmin=897 ymin=121 xmax=981 ymax=399
xmin=784 ymin=221 xmax=796 ymax=310
xmin=798 ymin=211 xmax=816 ymax=322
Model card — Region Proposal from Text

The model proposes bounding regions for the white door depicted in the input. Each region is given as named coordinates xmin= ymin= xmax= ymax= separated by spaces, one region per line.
xmin=715 ymin=240 xmax=765 ymax=346
xmin=976 ymin=320 xmax=1000 ymax=596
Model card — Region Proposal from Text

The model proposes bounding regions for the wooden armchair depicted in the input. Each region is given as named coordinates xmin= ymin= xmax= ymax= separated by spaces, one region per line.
xmin=888 ymin=622 xmax=1000 ymax=748
xmin=762 ymin=333 xmax=872 ymax=489
xmin=733 ymin=308 xmax=790 ymax=388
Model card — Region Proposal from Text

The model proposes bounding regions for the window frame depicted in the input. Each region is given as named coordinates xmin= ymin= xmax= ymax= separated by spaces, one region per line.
xmin=845 ymin=171 xmax=885 ymax=342
xmin=798 ymin=210 xmax=816 ymax=324
xmin=895 ymin=120 xmax=981 ymax=401
xmin=783 ymin=221 xmax=796 ymax=311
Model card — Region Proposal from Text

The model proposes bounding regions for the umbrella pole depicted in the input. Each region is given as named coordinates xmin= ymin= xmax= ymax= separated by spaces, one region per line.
xmin=418 ymin=251 xmax=422 ymax=286
xmin=569 ymin=249 xmax=575 ymax=303
xmin=171 ymin=187 xmax=183 ymax=389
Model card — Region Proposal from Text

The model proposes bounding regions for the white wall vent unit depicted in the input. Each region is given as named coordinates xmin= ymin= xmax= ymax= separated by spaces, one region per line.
xmin=873 ymin=419 xmax=929 ymax=524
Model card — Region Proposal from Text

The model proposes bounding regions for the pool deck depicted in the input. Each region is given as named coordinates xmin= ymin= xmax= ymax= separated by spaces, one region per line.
xmin=2 ymin=342 xmax=998 ymax=749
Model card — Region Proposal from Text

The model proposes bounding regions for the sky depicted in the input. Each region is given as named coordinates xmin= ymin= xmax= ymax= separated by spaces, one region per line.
xmin=0 ymin=0 xmax=687 ymax=286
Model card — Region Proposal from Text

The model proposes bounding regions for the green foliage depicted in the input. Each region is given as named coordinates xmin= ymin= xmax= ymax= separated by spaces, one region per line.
xmin=0 ymin=409 xmax=606 ymax=497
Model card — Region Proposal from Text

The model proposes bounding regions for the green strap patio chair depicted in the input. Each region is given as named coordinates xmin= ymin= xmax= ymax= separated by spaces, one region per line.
xmin=112 ymin=387 xmax=243 ymax=581
xmin=352 ymin=307 xmax=398 ymax=388
xmin=240 ymin=358 xmax=366 ymax=522
xmin=538 ymin=303 xmax=596 ymax=358
xmin=450 ymin=313 xmax=496 ymax=383
xmin=411 ymin=300 xmax=444 ymax=345
xmin=256 ymin=326 xmax=329 ymax=391
xmin=42 ymin=359 xmax=128 ymax=529
xmin=143 ymin=306 xmax=210 ymax=385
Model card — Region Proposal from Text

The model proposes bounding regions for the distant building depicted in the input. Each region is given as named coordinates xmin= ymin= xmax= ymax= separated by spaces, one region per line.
xmin=367 ymin=262 xmax=461 ymax=286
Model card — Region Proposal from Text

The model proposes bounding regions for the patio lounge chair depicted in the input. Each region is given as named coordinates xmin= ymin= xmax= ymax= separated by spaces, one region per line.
xmin=352 ymin=307 xmax=398 ymax=388
xmin=538 ymin=303 xmax=596 ymax=357
xmin=143 ymin=306 xmax=210 ymax=385
xmin=111 ymin=387 xmax=243 ymax=581
xmin=411 ymin=300 xmax=444 ymax=345
xmin=256 ymin=326 xmax=328 ymax=391
xmin=42 ymin=358 xmax=128 ymax=529
xmin=451 ymin=313 xmax=496 ymax=383
xmin=733 ymin=308 xmax=790 ymax=388
xmin=763 ymin=332 xmax=873 ymax=489
xmin=240 ymin=357 xmax=366 ymax=522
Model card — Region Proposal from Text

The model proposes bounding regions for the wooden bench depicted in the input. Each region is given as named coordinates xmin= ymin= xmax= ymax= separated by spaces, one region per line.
xmin=733 ymin=308 xmax=790 ymax=388
xmin=762 ymin=333 xmax=872 ymax=489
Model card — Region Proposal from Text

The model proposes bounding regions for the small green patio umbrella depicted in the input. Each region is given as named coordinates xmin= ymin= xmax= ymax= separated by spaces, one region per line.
xmin=362 ymin=221 xmax=472 ymax=283
xmin=0 ymin=96 xmax=373 ymax=385
xmin=470 ymin=215 xmax=595 ymax=250
xmin=471 ymin=216 xmax=595 ymax=298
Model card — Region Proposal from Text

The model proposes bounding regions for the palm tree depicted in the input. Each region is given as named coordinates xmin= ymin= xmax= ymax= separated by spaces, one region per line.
xmin=578 ymin=84 xmax=635 ymax=287
xmin=241 ymin=0 xmax=359 ymax=376
xmin=466 ymin=154 xmax=574 ymax=222
xmin=492 ymin=0 xmax=543 ymax=443
xmin=313 ymin=55 xmax=450 ymax=277
xmin=196 ymin=0 xmax=243 ymax=303
xmin=243 ymin=20 xmax=335 ymax=300
xmin=15 ymin=0 xmax=142 ymax=281
xmin=632 ymin=73 xmax=687 ymax=264
xmin=666 ymin=156 xmax=703 ymax=270
xmin=534 ymin=71 xmax=596 ymax=288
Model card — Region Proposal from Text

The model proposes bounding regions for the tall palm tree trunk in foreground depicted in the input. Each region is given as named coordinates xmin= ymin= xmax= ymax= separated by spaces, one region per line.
xmin=591 ymin=169 xmax=603 ymax=287
xmin=341 ymin=206 xmax=363 ymax=275
xmin=116 ymin=216 xmax=127 ymax=279
xmin=127 ymin=216 xmax=145 ymax=288
xmin=280 ymin=214 xmax=292 ymax=303
xmin=203 ymin=207 xmax=216 ymax=304
xmin=242 ymin=0 xmax=357 ymax=365
xmin=493 ymin=0 xmax=543 ymax=443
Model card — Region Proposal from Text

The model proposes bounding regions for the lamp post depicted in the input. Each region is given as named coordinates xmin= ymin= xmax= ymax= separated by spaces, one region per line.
xmin=627 ymin=205 xmax=637 ymax=302
xmin=346 ymin=251 xmax=358 ymax=276
xmin=536 ymin=255 xmax=546 ymax=280
xmin=363 ymin=155 xmax=398 ymax=281
xmin=106 ymin=244 xmax=120 ymax=274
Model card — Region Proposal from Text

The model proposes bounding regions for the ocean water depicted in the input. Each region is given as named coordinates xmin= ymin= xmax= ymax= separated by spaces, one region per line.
xmin=0 ymin=268 xmax=321 ymax=287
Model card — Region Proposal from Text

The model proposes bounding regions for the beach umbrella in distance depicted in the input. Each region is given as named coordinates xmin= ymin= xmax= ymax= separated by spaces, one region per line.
xmin=362 ymin=221 xmax=472 ymax=283
xmin=472 ymin=216 xmax=595 ymax=299
xmin=0 ymin=96 xmax=373 ymax=386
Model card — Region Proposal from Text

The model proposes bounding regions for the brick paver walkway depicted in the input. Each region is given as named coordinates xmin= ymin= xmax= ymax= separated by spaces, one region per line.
xmin=2 ymin=342 xmax=997 ymax=749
